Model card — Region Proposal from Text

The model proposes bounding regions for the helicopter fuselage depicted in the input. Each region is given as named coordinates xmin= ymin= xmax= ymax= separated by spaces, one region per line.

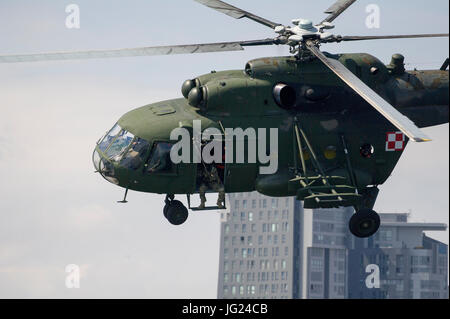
xmin=93 ymin=52 xmax=448 ymax=209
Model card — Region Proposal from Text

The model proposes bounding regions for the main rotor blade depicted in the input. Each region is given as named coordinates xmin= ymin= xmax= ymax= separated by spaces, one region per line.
xmin=340 ymin=33 xmax=449 ymax=42
xmin=193 ymin=0 xmax=281 ymax=29
xmin=305 ymin=41 xmax=431 ymax=143
xmin=0 ymin=39 xmax=275 ymax=63
xmin=321 ymin=0 xmax=357 ymax=24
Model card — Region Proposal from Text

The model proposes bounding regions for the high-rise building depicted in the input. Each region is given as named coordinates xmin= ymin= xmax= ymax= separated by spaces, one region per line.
xmin=347 ymin=213 xmax=448 ymax=299
xmin=217 ymin=192 xmax=303 ymax=299
xmin=301 ymin=207 xmax=354 ymax=299
xmin=301 ymin=210 xmax=448 ymax=299
xmin=217 ymin=192 xmax=448 ymax=299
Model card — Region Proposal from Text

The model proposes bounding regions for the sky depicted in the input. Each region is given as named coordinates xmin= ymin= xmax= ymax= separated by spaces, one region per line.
xmin=0 ymin=0 xmax=448 ymax=298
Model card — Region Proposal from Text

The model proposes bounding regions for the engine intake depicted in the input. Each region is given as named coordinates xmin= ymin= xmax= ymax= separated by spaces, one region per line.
xmin=273 ymin=83 xmax=297 ymax=109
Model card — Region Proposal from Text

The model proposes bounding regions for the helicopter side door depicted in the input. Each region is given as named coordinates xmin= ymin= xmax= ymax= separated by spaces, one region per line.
xmin=145 ymin=141 xmax=197 ymax=194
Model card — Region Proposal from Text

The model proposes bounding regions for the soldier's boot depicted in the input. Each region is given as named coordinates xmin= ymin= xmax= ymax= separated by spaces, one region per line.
xmin=198 ymin=186 xmax=207 ymax=209
xmin=217 ymin=187 xmax=225 ymax=208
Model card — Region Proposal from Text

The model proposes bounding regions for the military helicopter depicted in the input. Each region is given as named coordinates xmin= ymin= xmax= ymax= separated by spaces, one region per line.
xmin=1 ymin=0 xmax=448 ymax=237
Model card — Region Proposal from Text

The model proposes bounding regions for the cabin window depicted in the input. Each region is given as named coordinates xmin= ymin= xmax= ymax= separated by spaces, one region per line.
xmin=119 ymin=137 xmax=150 ymax=170
xmin=360 ymin=144 xmax=375 ymax=158
xmin=147 ymin=142 xmax=175 ymax=174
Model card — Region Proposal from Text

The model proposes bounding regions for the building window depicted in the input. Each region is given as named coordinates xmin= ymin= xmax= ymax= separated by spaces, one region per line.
xmin=379 ymin=229 xmax=393 ymax=242
xmin=248 ymin=212 xmax=253 ymax=221
xmin=232 ymin=286 xmax=236 ymax=295
xmin=271 ymin=198 xmax=278 ymax=208
xmin=239 ymin=286 xmax=244 ymax=295
xmin=224 ymin=225 xmax=229 ymax=234
xmin=252 ymin=200 xmax=257 ymax=208
xmin=242 ymin=200 xmax=248 ymax=209
xmin=223 ymin=286 xmax=229 ymax=295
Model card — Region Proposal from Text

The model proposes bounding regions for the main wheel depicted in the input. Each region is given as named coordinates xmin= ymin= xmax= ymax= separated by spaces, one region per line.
xmin=349 ymin=209 xmax=380 ymax=238
xmin=163 ymin=203 xmax=170 ymax=219
xmin=165 ymin=200 xmax=189 ymax=226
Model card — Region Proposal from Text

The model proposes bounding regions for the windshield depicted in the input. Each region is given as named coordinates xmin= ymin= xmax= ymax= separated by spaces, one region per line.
xmin=105 ymin=130 xmax=135 ymax=161
xmin=98 ymin=123 xmax=122 ymax=152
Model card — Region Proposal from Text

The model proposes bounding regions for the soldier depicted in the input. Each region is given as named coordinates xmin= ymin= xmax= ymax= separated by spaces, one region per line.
xmin=198 ymin=164 xmax=225 ymax=209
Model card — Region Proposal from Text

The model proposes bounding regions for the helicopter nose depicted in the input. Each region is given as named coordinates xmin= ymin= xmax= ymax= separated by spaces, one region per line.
xmin=93 ymin=148 xmax=101 ymax=172
xmin=92 ymin=148 xmax=120 ymax=185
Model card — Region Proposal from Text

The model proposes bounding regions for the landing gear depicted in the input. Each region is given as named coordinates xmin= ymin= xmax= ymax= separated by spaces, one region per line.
xmin=164 ymin=195 xmax=188 ymax=225
xmin=349 ymin=208 xmax=380 ymax=238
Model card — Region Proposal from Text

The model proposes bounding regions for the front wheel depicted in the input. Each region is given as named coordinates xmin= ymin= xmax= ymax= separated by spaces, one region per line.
xmin=165 ymin=200 xmax=189 ymax=226
xmin=349 ymin=209 xmax=380 ymax=238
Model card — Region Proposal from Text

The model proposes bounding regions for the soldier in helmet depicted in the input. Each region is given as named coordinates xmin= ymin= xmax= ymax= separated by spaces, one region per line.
xmin=198 ymin=164 xmax=225 ymax=209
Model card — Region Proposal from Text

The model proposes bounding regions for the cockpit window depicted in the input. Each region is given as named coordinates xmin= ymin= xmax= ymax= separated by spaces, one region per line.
xmin=105 ymin=130 xmax=135 ymax=161
xmin=98 ymin=123 xmax=122 ymax=152
xmin=119 ymin=137 xmax=150 ymax=170
xmin=147 ymin=142 xmax=174 ymax=174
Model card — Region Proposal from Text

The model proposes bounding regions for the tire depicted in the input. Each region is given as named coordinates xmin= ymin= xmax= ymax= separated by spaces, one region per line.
xmin=349 ymin=209 xmax=380 ymax=238
xmin=163 ymin=203 xmax=170 ymax=219
xmin=166 ymin=200 xmax=189 ymax=226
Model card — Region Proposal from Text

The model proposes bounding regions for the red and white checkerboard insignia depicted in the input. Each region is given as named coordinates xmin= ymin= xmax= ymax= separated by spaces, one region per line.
xmin=385 ymin=132 xmax=405 ymax=152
